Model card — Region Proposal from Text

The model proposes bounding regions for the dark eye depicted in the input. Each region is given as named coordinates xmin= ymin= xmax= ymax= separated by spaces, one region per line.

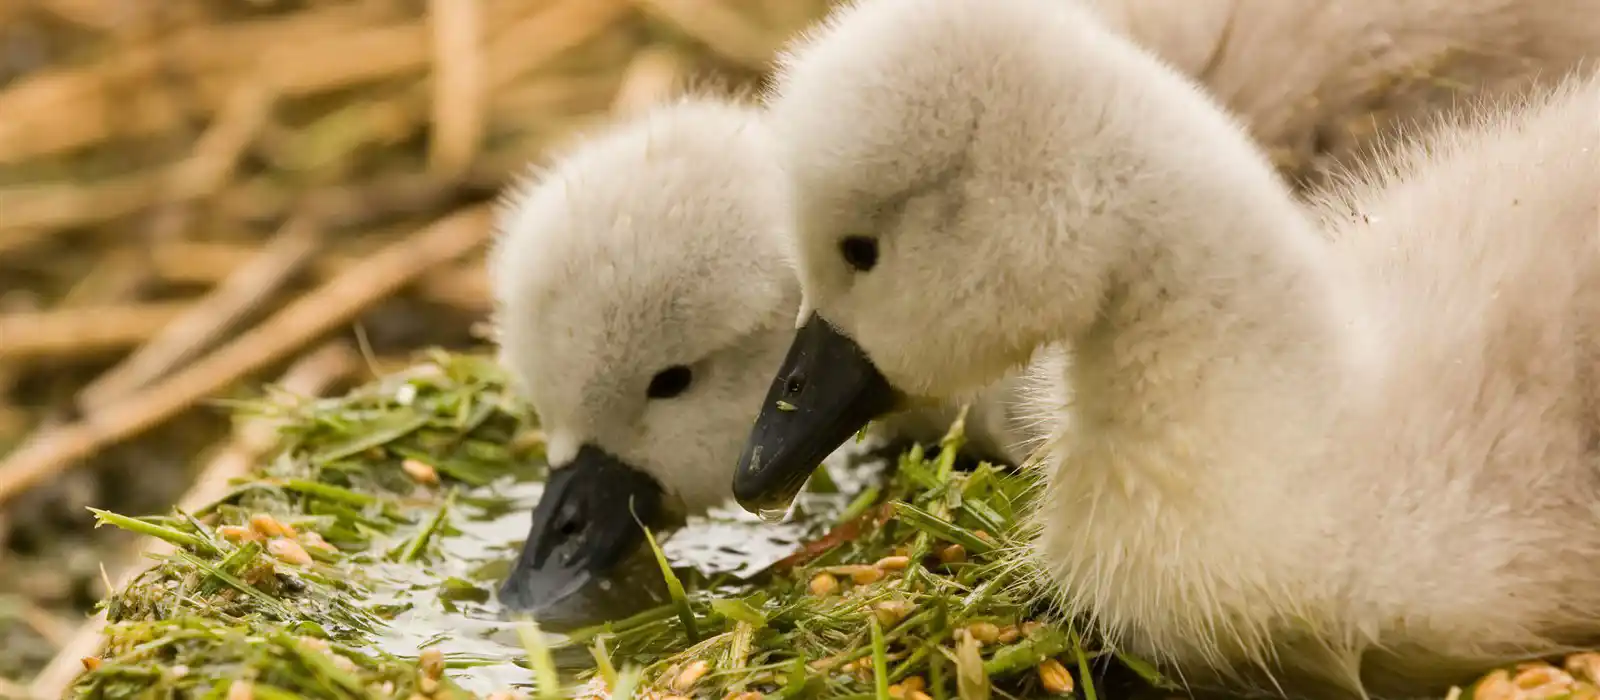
xmin=839 ymin=236 xmax=879 ymax=271
xmin=647 ymin=365 xmax=693 ymax=399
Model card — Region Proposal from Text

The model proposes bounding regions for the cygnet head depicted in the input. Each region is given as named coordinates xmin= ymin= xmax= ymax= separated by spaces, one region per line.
xmin=733 ymin=0 xmax=1280 ymax=512
xmin=491 ymin=96 xmax=800 ymax=610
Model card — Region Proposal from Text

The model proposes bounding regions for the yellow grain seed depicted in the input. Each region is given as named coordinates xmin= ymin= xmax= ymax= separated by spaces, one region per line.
xmin=887 ymin=684 xmax=906 ymax=699
xmin=906 ymin=691 xmax=933 ymax=700
xmin=938 ymin=544 xmax=966 ymax=564
xmin=902 ymin=676 xmax=926 ymax=692
xmin=419 ymin=647 xmax=446 ymax=679
xmin=1020 ymin=621 xmax=1045 ymax=637
xmin=418 ymin=676 xmax=439 ymax=694
xmin=249 ymin=513 xmax=296 ymax=539
xmin=972 ymin=529 xmax=996 ymax=545
xmin=874 ymin=555 xmax=911 ymax=571
xmin=672 ymin=660 xmax=710 ymax=693
xmin=1513 ymin=664 xmax=1577 ymax=699
xmin=227 ymin=680 xmax=254 ymax=700
xmin=874 ymin=599 xmax=915 ymax=627
xmin=402 ymin=458 xmax=441 ymax=486
xmin=297 ymin=636 xmax=331 ymax=653
xmin=300 ymin=530 xmax=337 ymax=552
xmin=1569 ymin=652 xmax=1600 ymax=684
xmin=268 ymin=537 xmax=313 ymax=566
xmin=809 ymin=572 xmax=839 ymax=596
xmin=966 ymin=621 xmax=1001 ymax=644
xmin=80 ymin=656 xmax=102 ymax=671
xmin=1038 ymin=658 xmax=1075 ymax=695
xmin=218 ymin=525 xmax=262 ymax=543
xmin=849 ymin=566 xmax=885 ymax=585
xmin=1473 ymin=670 xmax=1519 ymax=700
xmin=723 ymin=692 xmax=763 ymax=700
xmin=996 ymin=625 xmax=1020 ymax=644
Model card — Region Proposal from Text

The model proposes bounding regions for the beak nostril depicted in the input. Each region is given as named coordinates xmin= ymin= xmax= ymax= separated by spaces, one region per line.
xmin=784 ymin=374 xmax=806 ymax=395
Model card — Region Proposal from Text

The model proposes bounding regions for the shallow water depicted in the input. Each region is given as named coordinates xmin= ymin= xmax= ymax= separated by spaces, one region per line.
xmin=365 ymin=440 xmax=891 ymax=695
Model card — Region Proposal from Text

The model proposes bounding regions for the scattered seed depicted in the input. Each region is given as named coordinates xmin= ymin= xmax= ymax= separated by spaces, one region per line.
xmin=1020 ymin=621 xmax=1045 ymax=637
xmin=227 ymin=680 xmax=254 ymax=700
xmin=419 ymin=647 xmax=445 ymax=679
xmin=1568 ymin=652 xmax=1600 ymax=683
xmin=809 ymin=572 xmax=839 ymax=596
xmin=888 ymin=683 xmax=907 ymax=698
xmin=1512 ymin=664 xmax=1576 ymax=698
xmin=824 ymin=564 xmax=886 ymax=584
xmin=218 ymin=526 xmax=262 ymax=543
xmin=938 ymin=543 xmax=967 ymax=564
xmin=1474 ymin=670 xmax=1518 ymax=700
xmin=873 ymin=599 xmax=915 ymax=627
xmin=902 ymin=676 xmax=926 ymax=692
xmin=300 ymin=530 xmax=337 ymax=552
xmin=672 ymin=660 xmax=710 ymax=693
xmin=249 ymin=513 xmax=296 ymax=539
xmin=402 ymin=458 xmax=441 ymax=486
xmin=1038 ymin=658 xmax=1075 ymax=695
xmin=268 ymin=537 xmax=312 ymax=566
xmin=906 ymin=691 xmax=933 ymax=700
xmin=169 ymin=665 xmax=189 ymax=678
xmin=972 ymin=529 xmax=996 ymax=545
xmin=418 ymin=676 xmax=439 ymax=694
xmin=996 ymin=625 xmax=1020 ymax=644
xmin=724 ymin=692 xmax=763 ymax=700
xmin=80 ymin=657 xmax=102 ymax=671
xmin=874 ymin=555 xmax=911 ymax=571
xmin=965 ymin=621 xmax=1001 ymax=644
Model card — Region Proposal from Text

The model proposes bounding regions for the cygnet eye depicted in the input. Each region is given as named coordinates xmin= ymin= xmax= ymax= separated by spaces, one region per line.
xmin=839 ymin=236 xmax=879 ymax=272
xmin=646 ymin=364 xmax=693 ymax=399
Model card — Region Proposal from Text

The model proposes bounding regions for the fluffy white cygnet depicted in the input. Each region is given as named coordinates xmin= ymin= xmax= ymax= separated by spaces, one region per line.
xmin=733 ymin=0 xmax=1600 ymax=696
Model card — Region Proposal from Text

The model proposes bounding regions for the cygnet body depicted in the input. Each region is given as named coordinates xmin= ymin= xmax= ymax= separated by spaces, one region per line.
xmin=733 ymin=0 xmax=1600 ymax=696
xmin=488 ymin=98 xmax=1027 ymax=611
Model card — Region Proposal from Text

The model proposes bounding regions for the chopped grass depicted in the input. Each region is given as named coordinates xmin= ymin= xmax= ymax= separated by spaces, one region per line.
xmin=71 ymin=349 xmax=1548 ymax=699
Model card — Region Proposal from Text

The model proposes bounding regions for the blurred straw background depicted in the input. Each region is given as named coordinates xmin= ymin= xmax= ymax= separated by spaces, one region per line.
xmin=0 ymin=0 xmax=833 ymax=693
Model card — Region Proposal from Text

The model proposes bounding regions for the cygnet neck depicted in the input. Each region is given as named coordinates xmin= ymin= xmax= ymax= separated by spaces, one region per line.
xmin=1049 ymin=40 xmax=1359 ymax=502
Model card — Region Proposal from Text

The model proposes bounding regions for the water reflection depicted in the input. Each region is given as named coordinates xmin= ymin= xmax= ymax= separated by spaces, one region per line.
xmin=365 ymin=434 xmax=896 ymax=695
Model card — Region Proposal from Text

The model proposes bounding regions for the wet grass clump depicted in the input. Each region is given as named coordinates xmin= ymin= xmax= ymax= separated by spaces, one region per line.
xmin=76 ymin=349 xmax=1575 ymax=700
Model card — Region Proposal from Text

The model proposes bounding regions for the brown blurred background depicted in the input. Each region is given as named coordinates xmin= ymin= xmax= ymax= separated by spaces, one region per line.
xmin=0 ymin=0 xmax=834 ymax=692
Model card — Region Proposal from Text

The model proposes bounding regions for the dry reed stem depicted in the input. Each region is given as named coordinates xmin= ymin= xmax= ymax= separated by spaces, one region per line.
xmin=0 ymin=205 xmax=492 ymax=507
xmin=0 ymin=227 xmax=58 ymax=258
xmin=0 ymin=302 xmax=193 ymax=361
xmin=14 ymin=596 xmax=74 ymax=648
xmin=487 ymin=0 xmax=633 ymax=90
xmin=632 ymin=0 xmax=777 ymax=70
xmin=77 ymin=218 xmax=324 ymax=408
xmin=26 ymin=341 xmax=361 ymax=700
xmin=146 ymin=239 xmax=490 ymax=310
xmin=163 ymin=80 xmax=276 ymax=203
xmin=0 ymin=1 xmax=539 ymax=164
xmin=0 ymin=175 xmax=165 ymax=234
xmin=612 ymin=45 xmax=688 ymax=114
xmin=427 ymin=0 xmax=487 ymax=177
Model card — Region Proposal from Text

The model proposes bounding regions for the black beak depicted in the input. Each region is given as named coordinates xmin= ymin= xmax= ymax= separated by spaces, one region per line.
xmin=733 ymin=314 xmax=901 ymax=515
xmin=497 ymin=445 xmax=666 ymax=613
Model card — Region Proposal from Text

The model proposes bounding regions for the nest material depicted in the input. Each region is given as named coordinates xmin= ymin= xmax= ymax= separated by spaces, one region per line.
xmin=0 ymin=0 xmax=833 ymax=691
